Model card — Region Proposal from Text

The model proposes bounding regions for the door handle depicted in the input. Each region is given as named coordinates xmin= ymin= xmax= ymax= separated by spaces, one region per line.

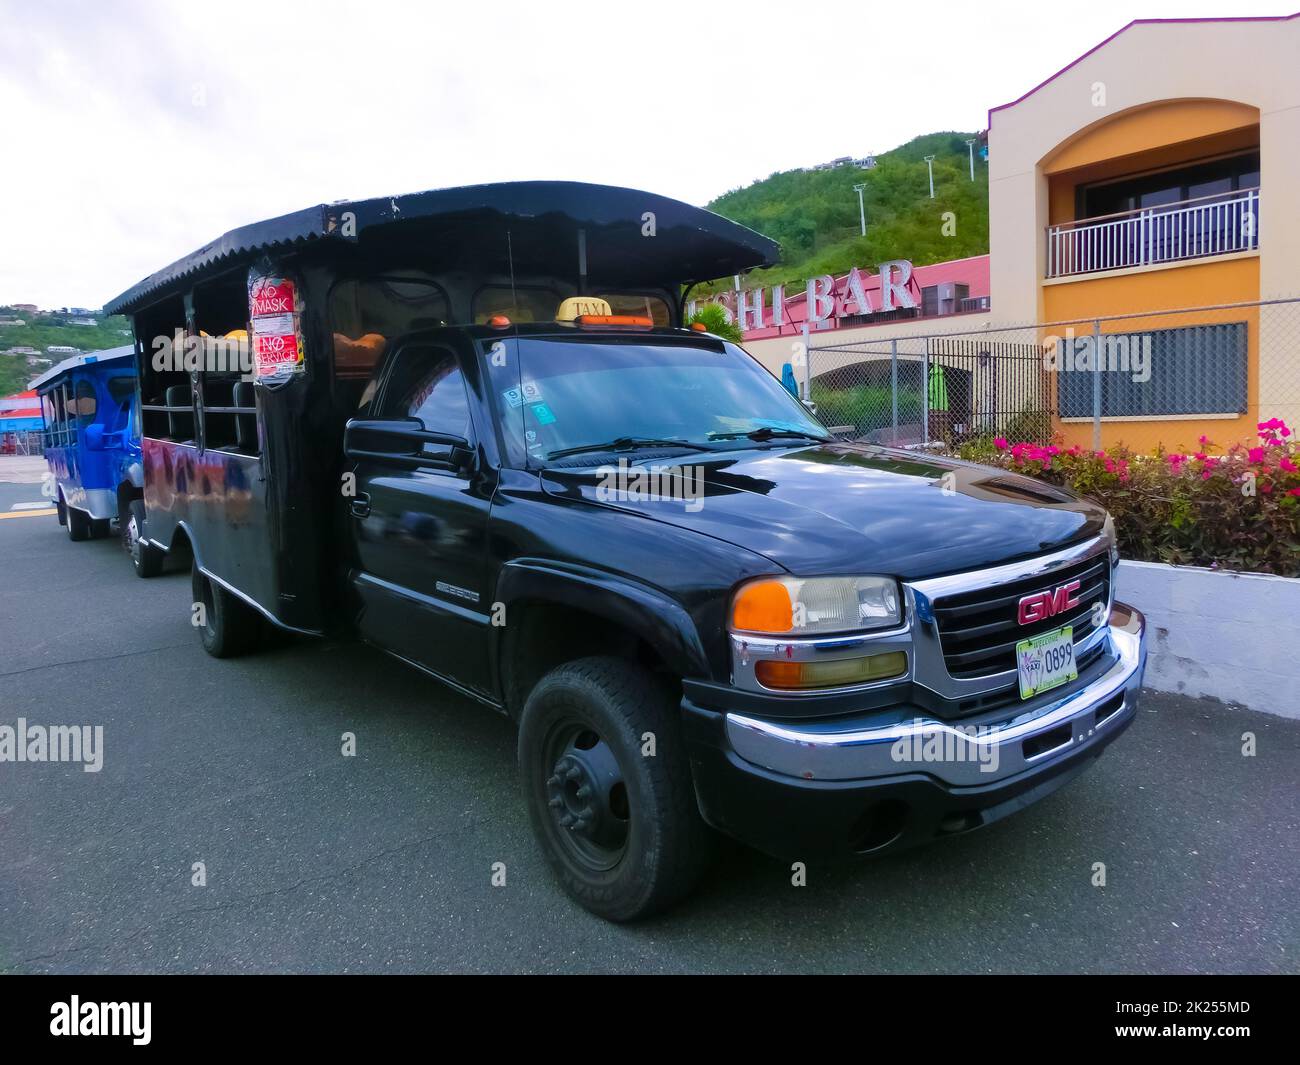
xmin=350 ymin=493 xmax=371 ymax=519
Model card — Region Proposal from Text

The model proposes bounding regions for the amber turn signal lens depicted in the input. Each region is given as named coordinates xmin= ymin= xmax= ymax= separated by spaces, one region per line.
xmin=732 ymin=579 xmax=794 ymax=634
xmin=487 ymin=315 xmax=511 ymax=328
xmin=756 ymin=652 xmax=907 ymax=690
xmin=690 ymin=322 xmax=708 ymax=332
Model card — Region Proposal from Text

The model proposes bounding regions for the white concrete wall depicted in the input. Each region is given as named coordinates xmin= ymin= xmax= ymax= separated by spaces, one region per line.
xmin=1115 ymin=559 xmax=1298 ymax=719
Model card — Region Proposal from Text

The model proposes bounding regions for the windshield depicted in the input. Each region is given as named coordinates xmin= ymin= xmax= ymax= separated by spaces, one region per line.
xmin=483 ymin=336 xmax=828 ymax=467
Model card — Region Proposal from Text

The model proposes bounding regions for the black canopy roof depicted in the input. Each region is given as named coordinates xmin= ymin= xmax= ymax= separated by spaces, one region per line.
xmin=104 ymin=181 xmax=779 ymax=316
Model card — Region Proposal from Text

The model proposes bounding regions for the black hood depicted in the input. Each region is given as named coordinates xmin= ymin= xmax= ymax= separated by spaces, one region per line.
xmin=541 ymin=442 xmax=1107 ymax=581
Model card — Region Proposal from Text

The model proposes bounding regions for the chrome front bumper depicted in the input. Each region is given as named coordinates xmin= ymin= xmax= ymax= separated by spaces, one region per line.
xmin=725 ymin=604 xmax=1145 ymax=787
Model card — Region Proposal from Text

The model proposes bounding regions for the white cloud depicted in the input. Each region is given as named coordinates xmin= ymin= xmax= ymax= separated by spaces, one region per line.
xmin=0 ymin=0 xmax=1290 ymax=307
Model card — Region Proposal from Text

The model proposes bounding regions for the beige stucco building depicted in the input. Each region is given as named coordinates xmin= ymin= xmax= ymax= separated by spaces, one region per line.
xmin=987 ymin=13 xmax=1300 ymax=450
xmin=742 ymin=15 xmax=1300 ymax=451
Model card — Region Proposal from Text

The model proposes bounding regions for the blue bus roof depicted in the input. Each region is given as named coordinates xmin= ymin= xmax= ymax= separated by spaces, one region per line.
xmin=29 ymin=344 xmax=135 ymax=392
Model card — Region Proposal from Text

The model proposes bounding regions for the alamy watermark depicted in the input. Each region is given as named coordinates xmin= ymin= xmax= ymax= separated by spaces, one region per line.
xmin=1043 ymin=329 xmax=1152 ymax=383
xmin=891 ymin=722 xmax=1000 ymax=773
xmin=151 ymin=329 xmax=253 ymax=378
xmin=0 ymin=719 xmax=103 ymax=772
xmin=595 ymin=459 xmax=705 ymax=512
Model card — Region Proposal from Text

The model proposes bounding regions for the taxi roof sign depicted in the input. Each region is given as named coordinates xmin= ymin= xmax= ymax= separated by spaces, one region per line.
xmin=556 ymin=297 xmax=613 ymax=322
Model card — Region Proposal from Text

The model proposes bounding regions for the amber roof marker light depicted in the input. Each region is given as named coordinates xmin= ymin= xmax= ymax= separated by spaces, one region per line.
xmin=576 ymin=314 xmax=654 ymax=328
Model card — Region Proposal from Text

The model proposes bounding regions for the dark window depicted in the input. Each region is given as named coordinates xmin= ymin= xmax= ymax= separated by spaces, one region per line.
xmin=107 ymin=376 xmax=135 ymax=433
xmin=597 ymin=292 xmax=672 ymax=326
xmin=134 ymin=294 xmax=189 ymax=440
xmin=1080 ymin=151 xmax=1259 ymax=219
xmin=1057 ymin=322 xmax=1247 ymax=417
xmin=384 ymin=347 xmax=471 ymax=440
xmin=40 ymin=391 xmax=57 ymax=446
xmin=74 ymin=380 xmax=97 ymax=426
xmin=330 ymin=277 xmax=450 ymax=382
xmin=108 ymin=376 xmax=135 ymax=406
xmin=473 ymin=285 xmax=561 ymax=324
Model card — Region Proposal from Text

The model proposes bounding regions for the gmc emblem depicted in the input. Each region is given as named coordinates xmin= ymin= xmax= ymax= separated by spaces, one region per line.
xmin=1018 ymin=579 xmax=1081 ymax=625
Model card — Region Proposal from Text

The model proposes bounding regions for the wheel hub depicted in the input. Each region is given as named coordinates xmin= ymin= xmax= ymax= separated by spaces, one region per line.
xmin=544 ymin=737 xmax=628 ymax=853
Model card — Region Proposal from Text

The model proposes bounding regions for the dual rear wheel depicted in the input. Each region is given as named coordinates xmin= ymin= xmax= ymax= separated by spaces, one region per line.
xmin=190 ymin=562 xmax=266 ymax=658
xmin=124 ymin=500 xmax=165 ymax=578
xmin=62 ymin=499 xmax=109 ymax=542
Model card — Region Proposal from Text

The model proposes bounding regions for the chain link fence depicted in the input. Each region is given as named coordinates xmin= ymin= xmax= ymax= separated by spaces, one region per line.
xmin=0 ymin=429 xmax=43 ymax=455
xmin=806 ymin=297 xmax=1300 ymax=451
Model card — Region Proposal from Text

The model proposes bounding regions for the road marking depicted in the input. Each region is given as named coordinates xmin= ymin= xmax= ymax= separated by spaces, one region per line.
xmin=0 ymin=508 xmax=57 ymax=519
xmin=10 ymin=501 xmax=52 ymax=510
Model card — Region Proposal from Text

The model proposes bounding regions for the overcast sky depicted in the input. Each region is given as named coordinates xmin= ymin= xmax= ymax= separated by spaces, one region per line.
xmin=1 ymin=0 xmax=1292 ymax=308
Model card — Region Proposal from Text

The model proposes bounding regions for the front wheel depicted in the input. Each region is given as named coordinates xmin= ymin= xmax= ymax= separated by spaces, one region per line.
xmin=518 ymin=657 xmax=712 ymax=921
xmin=191 ymin=561 xmax=261 ymax=658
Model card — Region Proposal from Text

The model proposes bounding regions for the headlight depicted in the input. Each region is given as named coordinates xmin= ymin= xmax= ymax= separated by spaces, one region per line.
xmin=1102 ymin=514 xmax=1119 ymax=565
xmin=731 ymin=575 xmax=901 ymax=636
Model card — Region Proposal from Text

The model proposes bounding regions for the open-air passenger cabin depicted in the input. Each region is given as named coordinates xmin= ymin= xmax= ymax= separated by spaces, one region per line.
xmin=104 ymin=181 xmax=779 ymax=634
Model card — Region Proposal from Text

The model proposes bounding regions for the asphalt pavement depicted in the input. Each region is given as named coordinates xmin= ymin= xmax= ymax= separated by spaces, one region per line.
xmin=0 ymin=476 xmax=1295 ymax=973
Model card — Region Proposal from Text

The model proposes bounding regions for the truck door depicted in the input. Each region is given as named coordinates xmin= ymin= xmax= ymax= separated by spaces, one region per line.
xmin=347 ymin=341 xmax=494 ymax=697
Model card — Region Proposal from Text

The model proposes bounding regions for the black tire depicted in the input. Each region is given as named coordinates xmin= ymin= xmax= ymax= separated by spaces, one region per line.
xmin=55 ymin=496 xmax=66 ymax=527
xmin=191 ymin=561 xmax=261 ymax=658
xmin=125 ymin=500 xmax=164 ymax=578
xmin=518 ymin=656 xmax=712 ymax=921
xmin=66 ymin=504 xmax=91 ymax=542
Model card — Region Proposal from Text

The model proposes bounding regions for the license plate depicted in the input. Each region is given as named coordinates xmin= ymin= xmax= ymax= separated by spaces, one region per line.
xmin=1016 ymin=625 xmax=1077 ymax=700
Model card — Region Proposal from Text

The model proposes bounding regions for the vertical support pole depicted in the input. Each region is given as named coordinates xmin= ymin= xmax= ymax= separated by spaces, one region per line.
xmin=801 ymin=323 xmax=811 ymax=401
xmin=890 ymin=339 xmax=899 ymax=438
xmin=921 ymin=339 xmax=930 ymax=445
xmin=1092 ymin=318 xmax=1102 ymax=451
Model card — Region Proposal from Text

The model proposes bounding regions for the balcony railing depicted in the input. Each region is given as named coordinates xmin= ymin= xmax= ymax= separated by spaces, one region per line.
xmin=1046 ymin=188 xmax=1260 ymax=279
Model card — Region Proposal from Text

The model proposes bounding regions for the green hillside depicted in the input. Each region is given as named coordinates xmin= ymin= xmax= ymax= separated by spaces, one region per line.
xmin=0 ymin=310 xmax=133 ymax=396
xmin=701 ymin=131 xmax=989 ymax=293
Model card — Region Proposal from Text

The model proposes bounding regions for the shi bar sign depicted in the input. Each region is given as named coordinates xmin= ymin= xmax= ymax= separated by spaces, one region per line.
xmin=693 ymin=259 xmax=920 ymax=332
xmin=249 ymin=273 xmax=304 ymax=381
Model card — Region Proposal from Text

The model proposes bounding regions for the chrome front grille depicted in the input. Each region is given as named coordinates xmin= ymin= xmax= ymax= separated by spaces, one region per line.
xmin=931 ymin=554 xmax=1111 ymax=680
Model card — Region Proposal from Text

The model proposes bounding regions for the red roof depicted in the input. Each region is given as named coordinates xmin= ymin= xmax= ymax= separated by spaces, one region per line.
xmin=0 ymin=390 xmax=41 ymax=419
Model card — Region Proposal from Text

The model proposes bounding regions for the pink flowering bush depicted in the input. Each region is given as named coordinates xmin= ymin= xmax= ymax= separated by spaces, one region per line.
xmin=958 ymin=419 xmax=1300 ymax=576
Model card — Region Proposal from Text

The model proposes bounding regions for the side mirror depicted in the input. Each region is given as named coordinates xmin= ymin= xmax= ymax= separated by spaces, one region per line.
xmin=344 ymin=418 xmax=473 ymax=472
xmin=801 ymin=398 xmax=818 ymax=414
xmin=84 ymin=424 xmax=105 ymax=450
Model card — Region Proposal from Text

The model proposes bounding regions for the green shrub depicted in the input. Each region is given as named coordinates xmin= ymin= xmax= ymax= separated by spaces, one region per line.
xmin=956 ymin=419 xmax=1300 ymax=576
xmin=684 ymin=302 xmax=743 ymax=343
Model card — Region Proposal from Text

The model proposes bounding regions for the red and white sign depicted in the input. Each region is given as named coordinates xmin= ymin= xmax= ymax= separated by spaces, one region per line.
xmin=249 ymin=278 xmax=296 ymax=317
xmin=248 ymin=275 xmax=304 ymax=380
xmin=253 ymin=333 xmax=301 ymax=376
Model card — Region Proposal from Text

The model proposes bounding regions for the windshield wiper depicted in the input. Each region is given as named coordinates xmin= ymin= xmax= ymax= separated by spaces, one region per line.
xmin=707 ymin=427 xmax=832 ymax=443
xmin=546 ymin=437 xmax=717 ymax=460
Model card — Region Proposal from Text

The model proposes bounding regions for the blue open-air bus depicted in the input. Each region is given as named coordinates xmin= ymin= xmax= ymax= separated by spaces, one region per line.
xmin=32 ymin=345 xmax=152 ymax=563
